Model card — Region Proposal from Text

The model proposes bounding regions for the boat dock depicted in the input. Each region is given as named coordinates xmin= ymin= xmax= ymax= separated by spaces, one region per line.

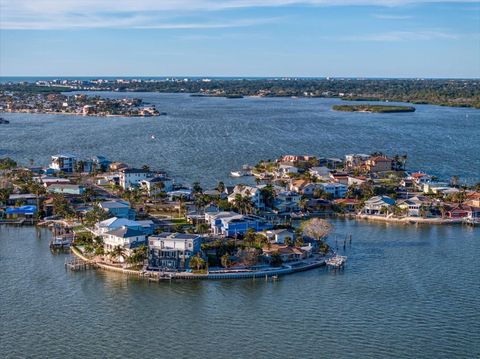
xmin=325 ymin=255 xmax=347 ymax=269
xmin=65 ymin=258 xmax=96 ymax=271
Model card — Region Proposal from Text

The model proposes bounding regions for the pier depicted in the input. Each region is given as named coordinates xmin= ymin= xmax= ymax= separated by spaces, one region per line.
xmin=65 ymin=258 xmax=96 ymax=271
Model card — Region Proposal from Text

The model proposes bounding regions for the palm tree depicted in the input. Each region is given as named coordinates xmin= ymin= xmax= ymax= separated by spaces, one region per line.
xmin=110 ymin=245 xmax=126 ymax=262
xmin=221 ymin=253 xmax=232 ymax=268
xmin=189 ymin=255 xmax=206 ymax=271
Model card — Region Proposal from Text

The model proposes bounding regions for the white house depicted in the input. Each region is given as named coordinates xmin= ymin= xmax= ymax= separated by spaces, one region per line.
xmin=276 ymin=164 xmax=299 ymax=178
xmin=118 ymin=168 xmax=150 ymax=190
xmin=317 ymin=182 xmax=348 ymax=198
xmin=397 ymin=196 xmax=430 ymax=216
xmin=227 ymin=185 xmax=264 ymax=209
xmin=95 ymin=217 xmax=154 ymax=236
xmin=262 ymin=229 xmax=295 ymax=244
xmin=309 ymin=166 xmax=331 ymax=180
xmin=363 ymin=196 xmax=396 ymax=215
xmin=139 ymin=176 xmax=173 ymax=197
xmin=50 ymin=154 xmax=76 ymax=173
xmin=274 ymin=191 xmax=301 ymax=213
xmin=103 ymin=226 xmax=147 ymax=261
xmin=148 ymin=232 xmax=201 ymax=270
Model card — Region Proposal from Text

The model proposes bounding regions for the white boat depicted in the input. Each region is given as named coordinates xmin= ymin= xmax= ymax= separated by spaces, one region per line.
xmin=230 ymin=170 xmax=252 ymax=177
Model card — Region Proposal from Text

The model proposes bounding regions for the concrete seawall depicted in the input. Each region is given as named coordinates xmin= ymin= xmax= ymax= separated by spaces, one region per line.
xmin=70 ymin=246 xmax=326 ymax=280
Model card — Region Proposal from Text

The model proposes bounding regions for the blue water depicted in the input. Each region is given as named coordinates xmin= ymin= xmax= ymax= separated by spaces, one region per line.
xmin=1 ymin=93 xmax=479 ymax=186
xmin=1 ymin=221 xmax=479 ymax=358
xmin=0 ymin=94 xmax=479 ymax=358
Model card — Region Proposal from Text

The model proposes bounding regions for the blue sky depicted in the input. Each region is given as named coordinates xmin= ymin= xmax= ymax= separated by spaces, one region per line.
xmin=0 ymin=0 xmax=479 ymax=77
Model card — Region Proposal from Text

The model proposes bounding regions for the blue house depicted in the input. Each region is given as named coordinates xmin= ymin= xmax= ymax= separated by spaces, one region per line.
xmin=99 ymin=200 xmax=135 ymax=220
xmin=6 ymin=205 xmax=37 ymax=219
xmin=220 ymin=214 xmax=273 ymax=237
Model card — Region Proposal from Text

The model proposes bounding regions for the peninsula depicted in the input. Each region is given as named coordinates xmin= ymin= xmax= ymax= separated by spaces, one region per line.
xmin=0 ymin=151 xmax=478 ymax=280
xmin=332 ymin=104 xmax=416 ymax=113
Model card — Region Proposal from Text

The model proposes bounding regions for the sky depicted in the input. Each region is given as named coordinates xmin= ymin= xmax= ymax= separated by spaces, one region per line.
xmin=0 ymin=0 xmax=479 ymax=78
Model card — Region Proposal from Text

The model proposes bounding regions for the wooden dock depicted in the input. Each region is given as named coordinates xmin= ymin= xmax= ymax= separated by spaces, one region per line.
xmin=65 ymin=258 xmax=96 ymax=271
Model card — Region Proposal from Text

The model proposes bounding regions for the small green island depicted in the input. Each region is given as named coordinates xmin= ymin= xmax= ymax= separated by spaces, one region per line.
xmin=332 ymin=104 xmax=416 ymax=113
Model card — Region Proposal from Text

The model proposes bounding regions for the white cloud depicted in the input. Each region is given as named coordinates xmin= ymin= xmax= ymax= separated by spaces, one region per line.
xmin=0 ymin=0 xmax=478 ymax=29
xmin=341 ymin=30 xmax=460 ymax=41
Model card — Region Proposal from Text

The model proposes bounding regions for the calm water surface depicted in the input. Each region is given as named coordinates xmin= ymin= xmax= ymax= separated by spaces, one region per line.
xmin=1 ymin=93 xmax=479 ymax=186
xmin=1 ymin=222 xmax=479 ymax=358
xmin=1 ymin=94 xmax=479 ymax=358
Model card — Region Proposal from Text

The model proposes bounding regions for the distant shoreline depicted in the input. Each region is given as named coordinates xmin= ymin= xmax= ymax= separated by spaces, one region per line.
xmin=332 ymin=104 xmax=416 ymax=113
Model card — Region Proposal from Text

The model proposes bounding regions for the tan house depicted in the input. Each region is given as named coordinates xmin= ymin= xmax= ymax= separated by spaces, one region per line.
xmin=365 ymin=156 xmax=393 ymax=172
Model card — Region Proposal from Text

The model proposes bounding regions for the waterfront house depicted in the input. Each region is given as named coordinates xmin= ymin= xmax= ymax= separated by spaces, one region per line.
xmin=280 ymin=155 xmax=315 ymax=165
xmin=109 ymin=162 xmax=129 ymax=172
xmin=345 ymin=154 xmax=370 ymax=169
xmin=118 ymin=168 xmax=150 ymax=190
xmin=363 ymin=196 xmax=396 ymax=215
xmin=334 ymin=198 xmax=360 ymax=212
xmin=465 ymin=206 xmax=480 ymax=222
xmin=261 ymin=229 xmax=295 ymax=244
xmin=49 ymin=154 xmax=76 ymax=173
xmin=277 ymin=164 xmax=299 ymax=178
xmin=262 ymin=244 xmax=307 ymax=263
xmin=206 ymin=211 xmax=272 ymax=237
xmin=139 ymin=176 xmax=173 ymax=197
xmin=220 ymin=215 xmax=272 ymax=237
xmin=103 ymin=226 xmax=147 ymax=261
xmin=96 ymin=217 xmax=154 ymax=236
xmin=397 ymin=196 xmax=430 ymax=217
xmin=446 ymin=204 xmax=469 ymax=218
xmin=148 ymin=232 xmax=201 ymax=270
xmin=91 ymin=156 xmax=111 ymax=171
xmin=5 ymin=205 xmax=37 ymax=220
xmin=365 ymin=156 xmax=393 ymax=173
xmin=47 ymin=184 xmax=85 ymax=195
xmin=99 ymin=200 xmax=135 ymax=220
xmin=409 ymin=172 xmax=433 ymax=185
xmin=227 ymin=185 xmax=265 ymax=210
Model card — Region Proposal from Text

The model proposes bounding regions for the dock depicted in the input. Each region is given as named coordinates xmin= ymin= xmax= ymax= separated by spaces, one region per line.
xmin=325 ymin=255 xmax=347 ymax=269
xmin=65 ymin=258 xmax=96 ymax=271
